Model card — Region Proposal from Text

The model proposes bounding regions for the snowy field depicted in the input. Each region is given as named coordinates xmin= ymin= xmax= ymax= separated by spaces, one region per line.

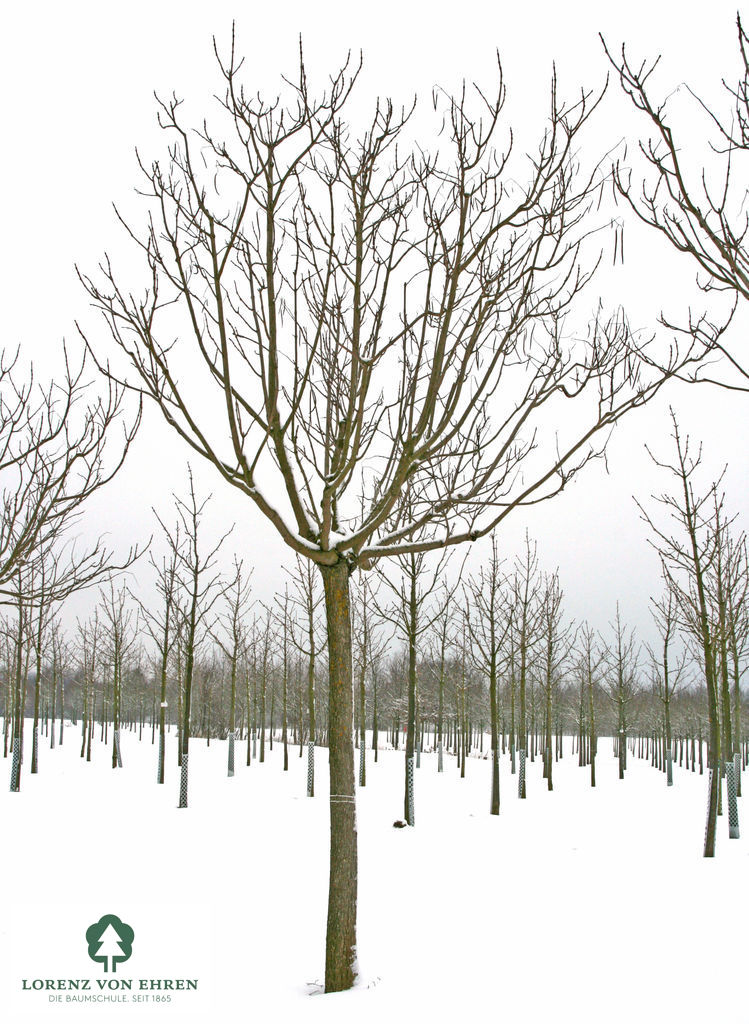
xmin=1 ymin=727 xmax=747 ymax=1024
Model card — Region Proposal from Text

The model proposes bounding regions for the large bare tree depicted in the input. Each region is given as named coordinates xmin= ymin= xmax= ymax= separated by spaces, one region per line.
xmin=80 ymin=39 xmax=684 ymax=991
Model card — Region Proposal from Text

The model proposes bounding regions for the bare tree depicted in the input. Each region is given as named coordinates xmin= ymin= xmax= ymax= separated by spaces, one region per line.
xmin=465 ymin=533 xmax=510 ymax=813
xmin=574 ymin=622 xmax=603 ymax=787
xmin=287 ymin=554 xmax=324 ymax=796
xmin=708 ymin=495 xmax=738 ymax=835
xmin=8 ymin=564 xmax=30 ymax=791
xmin=254 ymin=607 xmax=276 ymax=765
xmin=130 ymin=519 xmax=181 ymax=783
xmin=537 ymin=569 xmax=573 ymax=792
xmin=638 ymin=412 xmax=724 ymax=856
xmin=350 ymin=571 xmax=382 ymax=788
xmin=511 ymin=533 xmax=543 ymax=799
xmin=28 ymin=550 xmax=55 ymax=775
xmin=212 ymin=556 xmax=252 ymax=777
xmin=376 ymin=548 xmax=458 ymax=824
xmin=724 ymin=533 xmax=749 ymax=796
xmin=602 ymin=605 xmax=640 ymax=782
xmin=76 ymin=612 xmax=101 ymax=762
xmin=80 ymin=39 xmax=688 ymax=990
xmin=647 ymin=586 xmax=688 ymax=786
xmin=168 ymin=470 xmax=231 ymax=807
xmin=271 ymin=585 xmax=293 ymax=772
xmin=99 ymin=583 xmax=138 ymax=769
xmin=425 ymin=582 xmax=459 ymax=773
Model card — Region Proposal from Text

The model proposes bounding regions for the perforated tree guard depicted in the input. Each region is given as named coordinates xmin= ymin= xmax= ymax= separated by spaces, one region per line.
xmin=406 ymin=755 xmax=415 ymax=825
xmin=726 ymin=761 xmax=740 ymax=839
xmin=10 ymin=737 xmax=20 ymax=792
xmin=307 ymin=741 xmax=314 ymax=797
xmin=179 ymin=753 xmax=189 ymax=809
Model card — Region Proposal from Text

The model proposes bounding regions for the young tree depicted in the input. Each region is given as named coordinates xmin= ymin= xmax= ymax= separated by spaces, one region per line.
xmin=287 ymin=555 xmax=324 ymax=796
xmin=376 ymin=549 xmax=456 ymax=824
xmin=272 ymin=585 xmax=292 ymax=772
xmin=76 ymin=612 xmax=101 ymax=762
xmin=602 ymin=605 xmax=640 ymax=782
xmin=99 ymin=583 xmax=137 ymax=769
xmin=81 ymin=42 xmax=685 ymax=991
xmin=130 ymin=521 xmax=181 ymax=784
xmin=511 ymin=533 xmax=543 ymax=799
xmin=8 ymin=563 xmax=30 ymax=791
xmin=574 ymin=622 xmax=603 ymax=787
xmin=213 ymin=556 xmax=252 ymax=777
xmin=708 ymin=495 xmax=741 ymax=835
xmin=724 ymin=534 xmax=749 ymax=796
xmin=28 ymin=552 xmax=54 ymax=775
xmin=425 ymin=583 xmax=459 ymax=774
xmin=169 ymin=471 xmax=230 ymax=807
xmin=465 ymin=533 xmax=510 ymax=813
xmin=647 ymin=586 xmax=688 ymax=787
xmin=537 ymin=570 xmax=573 ymax=791
xmin=350 ymin=572 xmax=382 ymax=788
xmin=255 ymin=607 xmax=275 ymax=765
xmin=638 ymin=413 xmax=724 ymax=856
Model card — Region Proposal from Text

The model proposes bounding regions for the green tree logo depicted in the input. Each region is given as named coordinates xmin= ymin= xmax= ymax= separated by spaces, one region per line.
xmin=85 ymin=914 xmax=134 ymax=973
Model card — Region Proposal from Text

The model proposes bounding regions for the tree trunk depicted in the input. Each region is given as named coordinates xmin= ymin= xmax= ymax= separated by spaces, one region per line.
xmin=307 ymin=649 xmax=316 ymax=797
xmin=9 ymin=599 xmax=24 ymax=793
xmin=358 ymin=641 xmax=367 ymax=788
xmin=545 ymin=681 xmax=553 ymax=792
xmin=320 ymin=559 xmax=357 ymax=994
xmin=223 ymin=650 xmax=235 ymax=777
xmin=489 ymin=658 xmax=499 ymax=815
xmin=158 ymin=652 xmax=168 ymax=784
xmin=404 ymin=623 xmax=416 ymax=824
xmin=403 ymin=564 xmax=417 ymax=825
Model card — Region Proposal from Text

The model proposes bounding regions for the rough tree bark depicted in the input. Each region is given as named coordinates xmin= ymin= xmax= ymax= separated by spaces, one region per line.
xmin=320 ymin=559 xmax=357 ymax=993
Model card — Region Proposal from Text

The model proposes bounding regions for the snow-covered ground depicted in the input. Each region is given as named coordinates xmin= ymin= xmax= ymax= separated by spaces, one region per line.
xmin=1 ymin=726 xmax=746 ymax=1023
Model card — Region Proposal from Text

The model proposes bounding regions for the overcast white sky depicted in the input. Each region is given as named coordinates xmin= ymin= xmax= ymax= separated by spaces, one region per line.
xmin=1 ymin=0 xmax=747 ymax=651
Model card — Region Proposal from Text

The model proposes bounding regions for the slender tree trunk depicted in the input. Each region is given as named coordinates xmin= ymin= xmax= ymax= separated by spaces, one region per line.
xmin=489 ymin=657 xmax=499 ymax=815
xmin=320 ymin=559 xmax=357 ymax=994
xmin=31 ymin=652 xmax=41 ymax=774
xmin=518 ymin=648 xmax=527 ymax=799
xmin=10 ymin=589 xmax=24 ymax=793
xmin=50 ymin=658 xmax=57 ymax=751
xmin=404 ymin=620 xmax=416 ymax=824
xmin=545 ymin=678 xmax=553 ymax=792
xmin=510 ymin=653 xmax=516 ymax=775
xmin=158 ymin=646 xmax=168 ymax=784
xmin=403 ymin=564 xmax=417 ymax=825
xmin=260 ymin=668 xmax=266 ymax=763
xmin=282 ymin=648 xmax=288 ymax=773
xmin=179 ymin=597 xmax=197 ymax=809
xmin=307 ymin=637 xmax=316 ymax=796
xmin=228 ymin=654 xmax=237 ymax=777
